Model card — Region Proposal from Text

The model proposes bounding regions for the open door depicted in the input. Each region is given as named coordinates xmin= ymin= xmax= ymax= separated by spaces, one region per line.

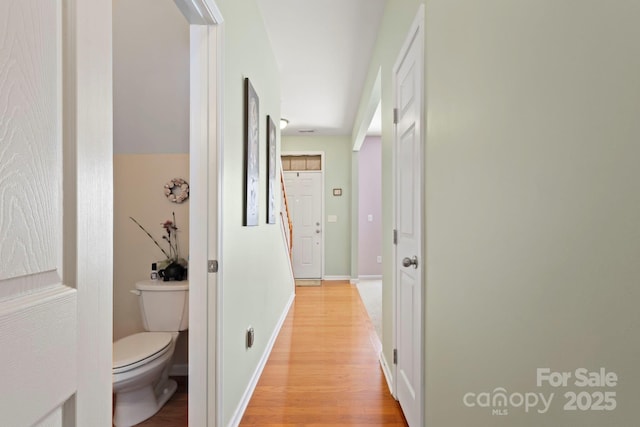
xmin=393 ymin=6 xmax=425 ymax=427
xmin=172 ymin=0 xmax=224 ymax=425
xmin=0 ymin=0 xmax=113 ymax=425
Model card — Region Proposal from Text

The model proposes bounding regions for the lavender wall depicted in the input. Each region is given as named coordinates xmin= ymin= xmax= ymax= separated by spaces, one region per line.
xmin=358 ymin=136 xmax=382 ymax=276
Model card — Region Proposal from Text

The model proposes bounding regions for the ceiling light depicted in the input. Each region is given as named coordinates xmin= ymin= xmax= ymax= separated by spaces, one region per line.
xmin=280 ymin=118 xmax=289 ymax=130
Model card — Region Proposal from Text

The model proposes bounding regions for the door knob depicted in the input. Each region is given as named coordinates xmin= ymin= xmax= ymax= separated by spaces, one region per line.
xmin=402 ymin=256 xmax=418 ymax=269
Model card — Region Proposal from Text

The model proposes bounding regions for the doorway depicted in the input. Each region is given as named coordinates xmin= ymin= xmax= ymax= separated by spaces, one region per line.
xmin=392 ymin=6 xmax=425 ymax=427
xmin=282 ymin=154 xmax=325 ymax=280
xmin=112 ymin=0 xmax=223 ymax=425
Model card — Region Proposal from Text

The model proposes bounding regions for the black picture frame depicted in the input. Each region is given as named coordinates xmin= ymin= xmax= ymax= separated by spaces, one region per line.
xmin=244 ymin=78 xmax=259 ymax=226
xmin=267 ymin=115 xmax=277 ymax=224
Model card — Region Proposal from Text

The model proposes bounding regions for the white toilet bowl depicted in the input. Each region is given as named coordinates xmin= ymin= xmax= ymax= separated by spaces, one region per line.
xmin=112 ymin=280 xmax=188 ymax=426
xmin=112 ymin=332 xmax=179 ymax=427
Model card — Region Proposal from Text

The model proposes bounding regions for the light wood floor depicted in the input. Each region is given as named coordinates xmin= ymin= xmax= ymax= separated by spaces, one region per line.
xmin=240 ymin=281 xmax=407 ymax=426
xmin=124 ymin=281 xmax=406 ymax=426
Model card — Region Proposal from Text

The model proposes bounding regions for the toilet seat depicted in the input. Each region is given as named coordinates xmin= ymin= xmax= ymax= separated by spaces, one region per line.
xmin=113 ymin=332 xmax=173 ymax=374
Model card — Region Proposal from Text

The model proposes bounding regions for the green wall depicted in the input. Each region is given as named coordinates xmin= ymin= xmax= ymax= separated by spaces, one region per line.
xmin=216 ymin=0 xmax=294 ymax=424
xmin=351 ymin=0 xmax=424 ymax=386
xmin=354 ymin=1 xmax=640 ymax=425
xmin=282 ymin=136 xmax=352 ymax=277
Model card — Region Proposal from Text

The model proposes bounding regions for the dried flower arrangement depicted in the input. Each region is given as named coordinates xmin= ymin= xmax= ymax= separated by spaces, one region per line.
xmin=129 ymin=212 xmax=188 ymax=270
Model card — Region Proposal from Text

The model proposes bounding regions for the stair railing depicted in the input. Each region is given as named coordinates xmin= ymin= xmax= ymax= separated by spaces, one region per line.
xmin=280 ymin=166 xmax=293 ymax=259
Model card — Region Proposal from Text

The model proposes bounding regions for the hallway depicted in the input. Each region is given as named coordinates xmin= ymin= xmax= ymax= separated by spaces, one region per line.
xmin=240 ymin=281 xmax=407 ymax=426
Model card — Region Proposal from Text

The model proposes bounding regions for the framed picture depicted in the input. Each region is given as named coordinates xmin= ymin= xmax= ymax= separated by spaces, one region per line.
xmin=244 ymin=78 xmax=259 ymax=226
xmin=267 ymin=115 xmax=277 ymax=224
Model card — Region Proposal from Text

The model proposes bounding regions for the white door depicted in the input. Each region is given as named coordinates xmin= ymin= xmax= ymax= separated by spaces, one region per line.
xmin=285 ymin=171 xmax=322 ymax=279
xmin=0 ymin=0 xmax=77 ymax=425
xmin=393 ymin=10 xmax=424 ymax=427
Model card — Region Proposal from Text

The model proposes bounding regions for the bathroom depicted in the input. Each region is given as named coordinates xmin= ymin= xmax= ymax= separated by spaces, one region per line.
xmin=112 ymin=0 xmax=190 ymax=424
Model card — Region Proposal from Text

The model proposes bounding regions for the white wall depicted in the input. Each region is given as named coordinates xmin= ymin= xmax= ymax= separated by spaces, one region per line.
xmin=113 ymin=0 xmax=189 ymax=154
xmin=425 ymin=1 xmax=640 ymax=425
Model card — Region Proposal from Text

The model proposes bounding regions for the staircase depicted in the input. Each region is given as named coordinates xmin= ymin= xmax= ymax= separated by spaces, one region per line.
xmin=280 ymin=165 xmax=293 ymax=261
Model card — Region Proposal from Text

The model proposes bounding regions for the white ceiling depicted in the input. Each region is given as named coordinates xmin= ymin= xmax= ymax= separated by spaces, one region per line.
xmin=256 ymin=0 xmax=386 ymax=137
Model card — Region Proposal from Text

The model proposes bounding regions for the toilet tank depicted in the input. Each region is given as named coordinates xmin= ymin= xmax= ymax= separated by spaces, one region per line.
xmin=135 ymin=280 xmax=189 ymax=331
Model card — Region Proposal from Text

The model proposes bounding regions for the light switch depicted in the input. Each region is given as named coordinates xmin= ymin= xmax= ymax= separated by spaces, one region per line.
xmin=368 ymin=214 xmax=373 ymax=222
xmin=328 ymin=215 xmax=337 ymax=223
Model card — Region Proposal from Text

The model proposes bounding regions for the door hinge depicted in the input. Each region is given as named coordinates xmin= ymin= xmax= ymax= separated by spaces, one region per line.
xmin=393 ymin=108 xmax=399 ymax=124
xmin=208 ymin=260 xmax=219 ymax=273
xmin=393 ymin=229 xmax=397 ymax=245
xmin=393 ymin=349 xmax=398 ymax=365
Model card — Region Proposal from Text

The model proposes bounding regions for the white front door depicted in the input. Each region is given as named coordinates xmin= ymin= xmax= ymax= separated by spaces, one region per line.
xmin=285 ymin=171 xmax=323 ymax=279
xmin=393 ymin=10 xmax=424 ymax=427
xmin=0 ymin=0 xmax=77 ymax=425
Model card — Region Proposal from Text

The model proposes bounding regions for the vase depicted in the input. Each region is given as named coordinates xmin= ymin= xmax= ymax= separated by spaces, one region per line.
xmin=158 ymin=261 xmax=186 ymax=281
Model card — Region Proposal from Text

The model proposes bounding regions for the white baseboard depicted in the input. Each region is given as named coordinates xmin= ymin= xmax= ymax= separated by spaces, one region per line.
xmin=169 ymin=363 xmax=188 ymax=377
xmin=323 ymin=275 xmax=351 ymax=281
xmin=359 ymin=275 xmax=382 ymax=280
xmin=227 ymin=292 xmax=296 ymax=427
xmin=350 ymin=278 xmax=359 ymax=284
xmin=379 ymin=350 xmax=394 ymax=397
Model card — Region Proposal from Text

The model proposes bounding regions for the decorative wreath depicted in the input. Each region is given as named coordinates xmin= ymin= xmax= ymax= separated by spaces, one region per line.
xmin=164 ymin=178 xmax=189 ymax=203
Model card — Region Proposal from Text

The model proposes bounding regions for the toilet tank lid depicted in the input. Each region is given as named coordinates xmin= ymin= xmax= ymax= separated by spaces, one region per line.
xmin=135 ymin=280 xmax=188 ymax=291
xmin=113 ymin=332 xmax=172 ymax=369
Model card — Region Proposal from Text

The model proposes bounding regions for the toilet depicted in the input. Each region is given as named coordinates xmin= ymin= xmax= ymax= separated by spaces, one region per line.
xmin=113 ymin=280 xmax=189 ymax=427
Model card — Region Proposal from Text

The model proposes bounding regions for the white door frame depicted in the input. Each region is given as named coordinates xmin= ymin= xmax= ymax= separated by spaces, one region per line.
xmin=391 ymin=5 xmax=425 ymax=426
xmin=173 ymin=0 xmax=224 ymax=425
xmin=64 ymin=0 xmax=114 ymax=425
xmin=58 ymin=0 xmax=226 ymax=424
xmin=281 ymin=151 xmax=326 ymax=278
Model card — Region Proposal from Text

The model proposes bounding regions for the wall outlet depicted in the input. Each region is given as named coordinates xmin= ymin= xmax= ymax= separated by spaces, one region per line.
xmin=368 ymin=214 xmax=373 ymax=222
xmin=328 ymin=215 xmax=338 ymax=223
xmin=377 ymin=256 xmax=382 ymax=263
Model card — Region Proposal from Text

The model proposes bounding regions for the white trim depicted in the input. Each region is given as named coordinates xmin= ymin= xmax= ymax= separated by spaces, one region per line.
xmin=281 ymin=151 xmax=325 ymax=279
xmin=173 ymin=0 xmax=223 ymax=25
xmin=214 ymin=22 xmax=226 ymax=427
xmin=379 ymin=350 xmax=394 ymax=396
xmin=69 ymin=0 xmax=114 ymax=424
xmin=323 ymin=275 xmax=351 ymax=281
xmin=358 ymin=275 xmax=382 ymax=281
xmin=349 ymin=278 xmax=359 ymax=285
xmin=179 ymin=1 xmax=224 ymax=426
xmin=227 ymin=293 xmax=295 ymax=427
